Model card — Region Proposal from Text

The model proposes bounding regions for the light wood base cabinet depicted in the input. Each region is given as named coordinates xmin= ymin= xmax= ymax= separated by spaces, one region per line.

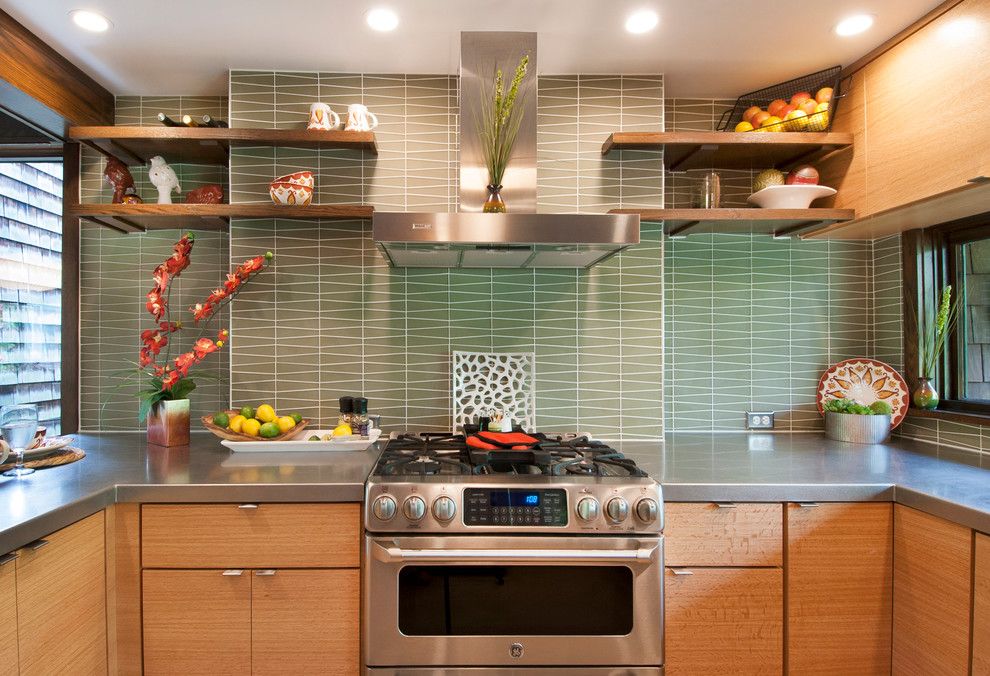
xmin=975 ymin=532 xmax=990 ymax=675
xmin=892 ymin=505 xmax=971 ymax=676
xmin=665 ymin=567 xmax=782 ymax=676
xmin=0 ymin=554 xmax=17 ymax=673
xmin=786 ymin=502 xmax=892 ymax=675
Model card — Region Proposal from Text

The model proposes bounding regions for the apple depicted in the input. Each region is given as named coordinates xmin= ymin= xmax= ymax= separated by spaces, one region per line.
xmin=761 ymin=115 xmax=783 ymax=131
xmin=808 ymin=101 xmax=830 ymax=131
xmin=751 ymin=111 xmax=771 ymax=127
xmin=798 ymin=99 xmax=818 ymax=116
xmin=742 ymin=106 xmax=762 ymax=123
xmin=767 ymin=99 xmax=789 ymax=117
xmin=815 ymin=87 xmax=833 ymax=104
xmin=777 ymin=104 xmax=796 ymax=119
xmin=786 ymin=164 xmax=820 ymax=185
xmin=790 ymin=91 xmax=813 ymax=107
xmin=783 ymin=109 xmax=808 ymax=131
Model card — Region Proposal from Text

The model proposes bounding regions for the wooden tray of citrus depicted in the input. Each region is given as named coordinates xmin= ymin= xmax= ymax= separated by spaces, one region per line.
xmin=202 ymin=404 xmax=309 ymax=442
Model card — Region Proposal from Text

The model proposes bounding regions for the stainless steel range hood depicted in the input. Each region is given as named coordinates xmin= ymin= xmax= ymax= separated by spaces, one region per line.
xmin=372 ymin=31 xmax=640 ymax=269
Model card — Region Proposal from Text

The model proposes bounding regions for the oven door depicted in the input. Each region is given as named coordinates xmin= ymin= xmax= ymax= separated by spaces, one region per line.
xmin=364 ymin=535 xmax=663 ymax=668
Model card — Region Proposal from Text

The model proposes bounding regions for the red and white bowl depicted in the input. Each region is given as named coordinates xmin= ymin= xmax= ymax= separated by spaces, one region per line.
xmin=273 ymin=171 xmax=314 ymax=188
xmin=269 ymin=181 xmax=313 ymax=206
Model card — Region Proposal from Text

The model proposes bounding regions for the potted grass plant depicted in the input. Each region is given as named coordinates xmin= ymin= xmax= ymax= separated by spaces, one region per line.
xmin=913 ymin=286 xmax=959 ymax=410
xmin=476 ymin=55 xmax=529 ymax=213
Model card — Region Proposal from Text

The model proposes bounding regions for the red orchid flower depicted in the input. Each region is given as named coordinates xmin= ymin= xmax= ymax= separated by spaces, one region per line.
xmin=193 ymin=337 xmax=219 ymax=359
xmin=139 ymin=347 xmax=154 ymax=367
xmin=146 ymin=288 xmax=166 ymax=321
xmin=223 ymin=273 xmax=241 ymax=294
xmin=174 ymin=351 xmax=197 ymax=377
xmin=161 ymin=370 xmax=180 ymax=390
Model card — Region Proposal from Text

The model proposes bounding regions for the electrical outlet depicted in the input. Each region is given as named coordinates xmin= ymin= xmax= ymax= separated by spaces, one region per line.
xmin=746 ymin=411 xmax=775 ymax=429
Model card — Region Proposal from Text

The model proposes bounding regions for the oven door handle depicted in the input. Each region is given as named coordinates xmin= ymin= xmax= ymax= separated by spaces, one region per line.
xmin=372 ymin=541 xmax=660 ymax=565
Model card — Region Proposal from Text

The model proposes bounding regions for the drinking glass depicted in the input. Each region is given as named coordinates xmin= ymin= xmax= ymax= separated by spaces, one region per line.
xmin=1 ymin=404 xmax=39 ymax=477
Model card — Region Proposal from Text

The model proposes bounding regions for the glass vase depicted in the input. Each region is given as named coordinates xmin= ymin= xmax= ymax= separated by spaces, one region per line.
xmin=483 ymin=184 xmax=506 ymax=213
xmin=912 ymin=377 xmax=939 ymax=410
xmin=147 ymin=398 xmax=191 ymax=447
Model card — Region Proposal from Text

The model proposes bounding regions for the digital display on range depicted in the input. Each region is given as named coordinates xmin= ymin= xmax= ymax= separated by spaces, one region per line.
xmin=490 ymin=491 xmax=540 ymax=507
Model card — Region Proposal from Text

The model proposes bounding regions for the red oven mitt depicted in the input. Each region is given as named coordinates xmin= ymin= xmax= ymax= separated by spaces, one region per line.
xmin=474 ymin=431 xmax=540 ymax=450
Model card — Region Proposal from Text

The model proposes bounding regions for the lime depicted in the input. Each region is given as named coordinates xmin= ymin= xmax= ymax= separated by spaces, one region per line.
xmin=289 ymin=412 xmax=303 ymax=424
xmin=241 ymin=418 xmax=261 ymax=437
xmin=213 ymin=412 xmax=230 ymax=428
xmin=239 ymin=405 xmax=256 ymax=420
xmin=259 ymin=421 xmax=280 ymax=438
xmin=308 ymin=435 xmax=321 ymax=441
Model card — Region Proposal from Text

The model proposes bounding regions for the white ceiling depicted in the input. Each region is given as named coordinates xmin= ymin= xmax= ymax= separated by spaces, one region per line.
xmin=2 ymin=0 xmax=941 ymax=97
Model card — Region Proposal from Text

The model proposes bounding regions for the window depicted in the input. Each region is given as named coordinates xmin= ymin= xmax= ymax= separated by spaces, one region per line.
xmin=0 ymin=162 xmax=63 ymax=433
xmin=950 ymin=230 xmax=990 ymax=405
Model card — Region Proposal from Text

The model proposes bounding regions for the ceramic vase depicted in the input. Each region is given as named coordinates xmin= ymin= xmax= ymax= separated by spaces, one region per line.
xmin=147 ymin=398 xmax=190 ymax=447
xmin=483 ymin=184 xmax=506 ymax=213
xmin=912 ymin=377 xmax=939 ymax=410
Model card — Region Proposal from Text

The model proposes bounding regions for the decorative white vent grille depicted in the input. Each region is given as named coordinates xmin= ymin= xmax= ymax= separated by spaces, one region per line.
xmin=452 ymin=351 xmax=536 ymax=433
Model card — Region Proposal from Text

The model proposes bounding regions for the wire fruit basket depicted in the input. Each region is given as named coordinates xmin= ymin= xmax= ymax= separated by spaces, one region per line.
xmin=717 ymin=66 xmax=843 ymax=133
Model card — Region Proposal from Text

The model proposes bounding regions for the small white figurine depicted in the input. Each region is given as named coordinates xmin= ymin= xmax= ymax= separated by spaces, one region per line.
xmin=148 ymin=156 xmax=180 ymax=204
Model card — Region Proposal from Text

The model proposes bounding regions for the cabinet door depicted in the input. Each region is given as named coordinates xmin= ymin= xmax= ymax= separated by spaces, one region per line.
xmin=143 ymin=569 xmax=251 ymax=675
xmin=252 ymin=568 xmax=360 ymax=675
xmin=664 ymin=503 xmax=782 ymax=567
xmin=975 ymin=532 xmax=990 ymax=675
xmin=0 ymin=553 xmax=17 ymax=673
xmin=665 ymin=567 xmax=782 ymax=676
xmin=786 ymin=502 xmax=892 ymax=675
xmin=16 ymin=511 xmax=107 ymax=676
xmin=892 ymin=505 xmax=971 ymax=676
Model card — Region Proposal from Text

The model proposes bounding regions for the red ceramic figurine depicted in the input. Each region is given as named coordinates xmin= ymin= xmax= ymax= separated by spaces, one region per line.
xmin=185 ymin=184 xmax=224 ymax=204
xmin=103 ymin=157 xmax=135 ymax=204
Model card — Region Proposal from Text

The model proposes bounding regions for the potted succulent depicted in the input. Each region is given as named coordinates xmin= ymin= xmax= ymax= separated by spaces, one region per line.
xmin=129 ymin=232 xmax=273 ymax=446
xmin=822 ymin=398 xmax=893 ymax=444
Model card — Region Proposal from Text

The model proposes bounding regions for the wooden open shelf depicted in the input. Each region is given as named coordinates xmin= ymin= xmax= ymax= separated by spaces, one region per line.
xmin=68 ymin=126 xmax=378 ymax=165
xmin=601 ymin=132 xmax=853 ymax=171
xmin=802 ymin=179 xmax=990 ymax=239
xmin=608 ymin=207 xmax=856 ymax=237
xmin=66 ymin=203 xmax=375 ymax=233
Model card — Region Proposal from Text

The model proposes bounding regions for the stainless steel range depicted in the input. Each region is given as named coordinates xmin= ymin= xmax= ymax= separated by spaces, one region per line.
xmin=363 ymin=431 xmax=664 ymax=675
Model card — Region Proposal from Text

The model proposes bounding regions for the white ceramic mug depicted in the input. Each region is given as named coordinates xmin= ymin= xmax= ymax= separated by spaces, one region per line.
xmin=307 ymin=102 xmax=340 ymax=131
xmin=345 ymin=103 xmax=379 ymax=132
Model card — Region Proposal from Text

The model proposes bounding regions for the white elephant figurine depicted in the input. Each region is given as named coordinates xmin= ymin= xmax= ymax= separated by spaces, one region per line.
xmin=148 ymin=155 xmax=181 ymax=204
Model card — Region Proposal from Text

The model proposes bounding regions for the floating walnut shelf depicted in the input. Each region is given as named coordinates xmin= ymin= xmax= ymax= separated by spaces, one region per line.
xmin=68 ymin=126 xmax=378 ymax=165
xmin=66 ymin=203 xmax=375 ymax=234
xmin=608 ymin=208 xmax=856 ymax=237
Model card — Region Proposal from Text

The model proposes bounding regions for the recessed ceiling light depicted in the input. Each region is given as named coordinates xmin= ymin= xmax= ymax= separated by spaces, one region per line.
xmin=69 ymin=9 xmax=111 ymax=32
xmin=366 ymin=8 xmax=399 ymax=32
xmin=625 ymin=9 xmax=659 ymax=34
xmin=834 ymin=14 xmax=875 ymax=37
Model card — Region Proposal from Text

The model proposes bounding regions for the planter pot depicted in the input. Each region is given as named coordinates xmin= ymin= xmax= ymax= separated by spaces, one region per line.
xmin=824 ymin=411 xmax=891 ymax=444
xmin=912 ymin=377 xmax=939 ymax=410
xmin=147 ymin=398 xmax=190 ymax=447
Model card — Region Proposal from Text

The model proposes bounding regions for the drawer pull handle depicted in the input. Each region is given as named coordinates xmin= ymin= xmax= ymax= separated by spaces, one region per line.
xmin=26 ymin=539 xmax=49 ymax=552
xmin=255 ymin=569 xmax=277 ymax=577
xmin=671 ymin=569 xmax=694 ymax=576
xmin=714 ymin=502 xmax=736 ymax=509
xmin=222 ymin=569 xmax=244 ymax=576
xmin=797 ymin=502 xmax=820 ymax=508
xmin=0 ymin=552 xmax=18 ymax=566
xmin=238 ymin=503 xmax=259 ymax=510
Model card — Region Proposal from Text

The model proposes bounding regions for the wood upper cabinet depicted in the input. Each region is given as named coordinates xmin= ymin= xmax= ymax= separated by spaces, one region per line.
xmin=252 ymin=569 xmax=360 ymax=676
xmin=892 ymin=505 xmax=972 ymax=676
xmin=665 ymin=567 xmax=782 ymax=676
xmin=786 ymin=502 xmax=892 ymax=675
xmin=975 ymin=532 xmax=990 ymax=675
xmin=664 ymin=502 xmax=782 ymax=567
xmin=0 ymin=554 xmax=17 ymax=674
xmin=143 ymin=569 xmax=252 ymax=675
xmin=15 ymin=510 xmax=107 ymax=676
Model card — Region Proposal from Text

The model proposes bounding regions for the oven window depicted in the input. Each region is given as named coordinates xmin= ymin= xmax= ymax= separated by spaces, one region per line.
xmin=398 ymin=565 xmax=634 ymax=635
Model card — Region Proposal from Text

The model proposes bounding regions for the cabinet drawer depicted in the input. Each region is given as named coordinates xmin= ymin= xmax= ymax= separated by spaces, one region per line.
xmin=142 ymin=503 xmax=360 ymax=568
xmin=665 ymin=502 xmax=782 ymax=567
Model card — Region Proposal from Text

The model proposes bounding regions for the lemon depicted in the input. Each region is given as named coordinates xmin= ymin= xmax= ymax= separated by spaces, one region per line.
xmin=228 ymin=414 xmax=246 ymax=433
xmin=259 ymin=421 xmax=280 ymax=438
xmin=241 ymin=418 xmax=261 ymax=437
xmin=276 ymin=416 xmax=296 ymax=433
xmin=256 ymin=404 xmax=277 ymax=423
xmin=332 ymin=424 xmax=353 ymax=437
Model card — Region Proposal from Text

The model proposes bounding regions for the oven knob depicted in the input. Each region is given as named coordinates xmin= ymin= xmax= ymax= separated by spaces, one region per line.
xmin=606 ymin=497 xmax=629 ymax=522
xmin=576 ymin=497 xmax=600 ymax=522
xmin=372 ymin=495 xmax=397 ymax=521
xmin=403 ymin=496 xmax=427 ymax=521
xmin=432 ymin=496 xmax=457 ymax=522
xmin=635 ymin=498 xmax=659 ymax=524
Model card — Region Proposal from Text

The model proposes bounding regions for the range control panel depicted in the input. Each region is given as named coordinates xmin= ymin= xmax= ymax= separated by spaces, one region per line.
xmin=463 ymin=488 xmax=568 ymax=526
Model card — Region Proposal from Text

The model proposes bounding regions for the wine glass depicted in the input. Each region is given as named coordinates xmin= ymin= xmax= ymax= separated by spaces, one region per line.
xmin=0 ymin=404 xmax=39 ymax=477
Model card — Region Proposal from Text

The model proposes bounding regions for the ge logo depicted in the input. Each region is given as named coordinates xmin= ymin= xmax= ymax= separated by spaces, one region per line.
xmin=510 ymin=643 xmax=524 ymax=658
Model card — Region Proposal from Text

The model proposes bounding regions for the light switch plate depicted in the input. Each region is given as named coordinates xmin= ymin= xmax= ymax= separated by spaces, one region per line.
xmin=746 ymin=411 xmax=775 ymax=429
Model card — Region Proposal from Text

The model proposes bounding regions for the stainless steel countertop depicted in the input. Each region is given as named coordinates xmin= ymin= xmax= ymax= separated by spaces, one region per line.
xmin=0 ymin=430 xmax=987 ymax=554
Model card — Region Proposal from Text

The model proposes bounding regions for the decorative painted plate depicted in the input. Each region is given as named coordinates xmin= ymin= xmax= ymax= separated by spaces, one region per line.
xmin=817 ymin=358 xmax=909 ymax=428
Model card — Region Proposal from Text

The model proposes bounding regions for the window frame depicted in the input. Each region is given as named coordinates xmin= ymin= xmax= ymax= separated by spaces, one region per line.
xmin=904 ymin=215 xmax=990 ymax=418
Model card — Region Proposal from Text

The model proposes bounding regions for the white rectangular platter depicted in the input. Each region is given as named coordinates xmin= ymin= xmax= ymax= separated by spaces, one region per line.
xmin=221 ymin=428 xmax=381 ymax=453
